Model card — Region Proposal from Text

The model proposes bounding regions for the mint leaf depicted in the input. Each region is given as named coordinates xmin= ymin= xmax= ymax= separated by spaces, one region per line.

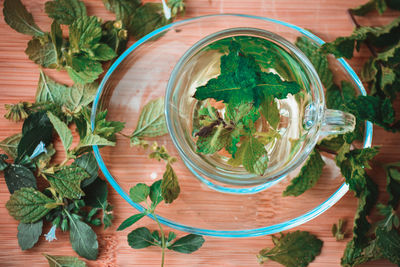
xmin=0 ymin=133 xmax=22 ymax=160
xmin=128 ymin=3 xmax=170 ymax=39
xmin=131 ymin=97 xmax=168 ymax=139
xmin=69 ymin=16 xmax=102 ymax=53
xmin=47 ymin=111 xmax=73 ymax=152
xmin=332 ymin=219 xmax=346 ymax=241
xmin=83 ymin=178 xmax=108 ymax=208
xmin=68 ymin=213 xmax=99 ymax=260
xmin=161 ymin=163 xmax=180 ymax=204
xmin=351 ymin=0 xmax=387 ymax=16
xmin=385 ymin=163 xmax=400 ymax=208
xmin=3 ymin=0 xmax=44 ymax=37
xmin=377 ymin=203 xmax=399 ymax=231
xmin=17 ymin=220 xmax=43 ymax=250
xmin=260 ymin=95 xmax=280 ymax=129
xmin=241 ymin=136 xmax=269 ymax=176
xmin=117 ymin=213 xmax=145 ymax=231
xmin=102 ymin=0 xmax=141 ymax=26
xmin=66 ymin=57 xmax=104 ymax=84
xmin=45 ymin=0 xmax=87 ymax=25
xmin=48 ymin=166 xmax=90 ymax=199
xmin=101 ymin=20 xmax=129 ymax=56
xmin=25 ymin=36 xmax=59 ymax=69
xmin=150 ymin=179 xmax=163 ymax=206
xmin=129 ymin=183 xmax=150 ymax=203
xmin=127 ymin=227 xmax=157 ymax=249
xmin=196 ymin=124 xmax=231 ymax=154
xmin=167 ymin=234 xmax=205 ymax=254
xmin=44 ymin=254 xmax=87 ymax=267
xmin=6 ymin=187 xmax=56 ymax=223
xmin=91 ymin=43 xmax=118 ymax=61
xmin=375 ymin=227 xmax=400 ymax=265
xmin=4 ymin=164 xmax=37 ymax=194
xmin=283 ymin=149 xmax=325 ymax=197
xmin=79 ymin=132 xmax=115 ymax=147
xmin=257 ymin=231 xmax=323 ymax=267
xmin=74 ymin=152 xmax=99 ymax=188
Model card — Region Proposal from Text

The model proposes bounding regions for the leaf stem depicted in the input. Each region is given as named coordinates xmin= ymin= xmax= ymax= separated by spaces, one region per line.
xmin=153 ymin=213 xmax=166 ymax=267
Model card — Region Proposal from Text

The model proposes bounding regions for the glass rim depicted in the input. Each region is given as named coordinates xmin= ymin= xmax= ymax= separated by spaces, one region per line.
xmin=165 ymin=26 xmax=325 ymax=186
xmin=91 ymin=14 xmax=373 ymax=237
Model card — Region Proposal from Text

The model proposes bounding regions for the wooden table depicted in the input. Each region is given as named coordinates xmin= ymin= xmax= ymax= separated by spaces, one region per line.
xmin=0 ymin=0 xmax=398 ymax=266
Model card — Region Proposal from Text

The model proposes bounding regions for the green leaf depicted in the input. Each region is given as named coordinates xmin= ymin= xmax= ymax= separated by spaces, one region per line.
xmin=131 ymin=97 xmax=168 ymax=139
xmin=68 ymin=214 xmax=99 ymax=260
xmin=117 ymin=213 xmax=145 ymax=231
xmin=6 ymin=187 xmax=56 ymax=223
xmin=129 ymin=183 xmax=150 ymax=203
xmin=36 ymin=71 xmax=98 ymax=115
xmin=4 ymin=164 xmax=37 ymax=194
xmin=83 ymin=178 xmax=108 ymax=208
xmin=150 ymin=179 xmax=163 ymax=206
xmin=332 ymin=219 xmax=346 ymax=241
xmin=351 ymin=0 xmax=387 ymax=16
xmin=44 ymin=254 xmax=87 ymax=267
xmin=260 ymin=95 xmax=280 ymax=129
xmin=3 ymin=0 xmax=44 ymax=37
xmin=257 ymin=231 xmax=323 ymax=267
xmin=74 ymin=152 xmax=99 ymax=188
xmin=47 ymin=111 xmax=73 ymax=152
xmin=377 ymin=203 xmax=399 ymax=231
xmin=45 ymin=0 xmax=87 ymax=25
xmin=17 ymin=111 xmax=53 ymax=161
xmin=161 ymin=163 xmax=180 ymax=204
xmin=25 ymin=35 xmax=59 ymax=69
xmin=385 ymin=162 xmax=400 ymax=208
xmin=17 ymin=220 xmax=43 ymax=250
xmin=100 ymin=20 xmax=129 ymax=56
xmin=283 ymin=149 xmax=325 ymax=197
xmin=0 ymin=154 xmax=8 ymax=171
xmin=66 ymin=57 xmax=104 ymax=85
xmin=375 ymin=227 xmax=400 ymax=265
xmin=79 ymin=133 xmax=115 ymax=147
xmin=48 ymin=166 xmax=90 ymax=199
xmin=295 ymin=36 xmax=333 ymax=90
xmin=0 ymin=133 xmax=22 ymax=160
xmin=128 ymin=3 xmax=170 ymax=39
xmin=241 ymin=136 xmax=269 ymax=175
xmin=69 ymin=16 xmax=102 ymax=53
xmin=91 ymin=43 xmax=117 ymax=61
xmin=127 ymin=227 xmax=157 ymax=249
xmin=102 ymin=0 xmax=141 ymax=26
xmin=168 ymin=234 xmax=205 ymax=254
xmin=196 ymin=124 xmax=231 ymax=154
xmin=167 ymin=231 xmax=177 ymax=242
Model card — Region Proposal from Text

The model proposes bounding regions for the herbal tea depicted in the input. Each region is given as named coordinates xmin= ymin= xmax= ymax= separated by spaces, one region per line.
xmin=187 ymin=36 xmax=313 ymax=176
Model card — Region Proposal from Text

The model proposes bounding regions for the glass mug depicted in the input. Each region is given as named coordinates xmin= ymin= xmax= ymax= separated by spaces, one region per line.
xmin=165 ymin=27 xmax=355 ymax=193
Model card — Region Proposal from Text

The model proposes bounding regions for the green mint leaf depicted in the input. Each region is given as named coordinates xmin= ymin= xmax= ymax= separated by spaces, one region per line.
xmin=257 ymin=231 xmax=323 ymax=267
xmin=128 ymin=3 xmax=170 ymax=39
xmin=66 ymin=57 xmax=104 ymax=84
xmin=6 ymin=187 xmax=56 ymax=223
xmin=326 ymin=81 xmax=356 ymax=111
xmin=68 ymin=214 xmax=99 ymax=260
xmin=167 ymin=234 xmax=205 ymax=254
xmin=283 ymin=149 xmax=325 ymax=197
xmin=47 ymin=111 xmax=73 ymax=152
xmin=241 ymin=136 xmax=269 ymax=176
xmin=168 ymin=0 xmax=185 ymax=17
xmin=79 ymin=132 xmax=116 ymax=147
xmin=161 ymin=163 xmax=180 ymax=204
xmin=167 ymin=231 xmax=177 ymax=242
xmin=48 ymin=166 xmax=90 ymax=199
xmin=340 ymin=239 xmax=381 ymax=267
xmin=0 ymin=154 xmax=8 ymax=171
xmin=129 ymin=183 xmax=150 ymax=203
xmin=376 ymin=203 xmax=399 ymax=231
xmin=74 ymin=152 xmax=99 ymax=188
xmin=102 ymin=0 xmax=141 ymax=26
xmin=91 ymin=43 xmax=117 ymax=61
xmin=69 ymin=16 xmax=102 ymax=53
xmin=45 ymin=0 xmax=87 ymax=25
xmin=150 ymin=179 xmax=163 ymax=206
xmin=295 ymin=36 xmax=334 ymax=90
xmin=4 ymin=164 xmax=37 ymax=194
xmin=36 ymin=71 xmax=98 ymax=115
xmin=375 ymin=227 xmax=400 ymax=265
xmin=101 ymin=20 xmax=128 ymax=56
xmin=332 ymin=219 xmax=346 ymax=241
xmin=260 ymin=95 xmax=280 ymax=129
xmin=83 ymin=178 xmax=108 ymax=208
xmin=225 ymin=101 xmax=260 ymax=128
xmin=44 ymin=254 xmax=87 ymax=267
xmin=127 ymin=227 xmax=157 ymax=249
xmin=385 ymin=163 xmax=400 ymax=208
xmin=3 ymin=0 xmax=44 ymax=37
xmin=0 ymin=133 xmax=22 ymax=160
xmin=17 ymin=111 xmax=53 ymax=162
xmin=196 ymin=124 xmax=231 ymax=154
xmin=351 ymin=0 xmax=387 ymax=16
xmin=117 ymin=213 xmax=145 ymax=231
xmin=17 ymin=220 xmax=43 ymax=250
xmin=317 ymin=135 xmax=346 ymax=153
xmin=131 ymin=97 xmax=168 ymax=139
xmin=25 ymin=35 xmax=59 ymax=69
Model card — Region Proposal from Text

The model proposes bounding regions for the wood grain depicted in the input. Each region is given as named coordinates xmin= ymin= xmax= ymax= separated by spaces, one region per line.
xmin=0 ymin=0 xmax=399 ymax=266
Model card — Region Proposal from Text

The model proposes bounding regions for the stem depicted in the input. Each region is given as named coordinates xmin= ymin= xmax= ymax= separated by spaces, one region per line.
xmin=315 ymin=145 xmax=338 ymax=155
xmin=347 ymin=9 xmax=378 ymax=58
xmin=154 ymin=213 xmax=166 ymax=267
xmin=118 ymin=132 xmax=131 ymax=138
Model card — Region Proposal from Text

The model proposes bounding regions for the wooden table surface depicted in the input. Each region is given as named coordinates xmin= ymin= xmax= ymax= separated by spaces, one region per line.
xmin=0 ymin=0 xmax=399 ymax=266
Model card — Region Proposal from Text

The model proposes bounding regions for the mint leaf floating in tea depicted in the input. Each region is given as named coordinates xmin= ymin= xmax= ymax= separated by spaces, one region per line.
xmin=44 ymin=254 xmax=87 ymax=267
xmin=192 ymin=38 xmax=302 ymax=175
xmin=257 ymin=230 xmax=323 ymax=267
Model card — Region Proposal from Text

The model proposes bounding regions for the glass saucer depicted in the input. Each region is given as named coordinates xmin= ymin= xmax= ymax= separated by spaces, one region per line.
xmin=91 ymin=14 xmax=372 ymax=237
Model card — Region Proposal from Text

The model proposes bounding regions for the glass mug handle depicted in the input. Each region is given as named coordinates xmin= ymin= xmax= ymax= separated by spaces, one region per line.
xmin=320 ymin=109 xmax=356 ymax=136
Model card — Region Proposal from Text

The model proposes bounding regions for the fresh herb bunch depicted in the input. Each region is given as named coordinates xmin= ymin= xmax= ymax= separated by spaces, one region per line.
xmin=1 ymin=0 xmax=186 ymax=263
xmin=260 ymin=2 xmax=400 ymax=267
xmin=192 ymin=39 xmax=301 ymax=175
xmin=118 ymin=180 xmax=205 ymax=267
